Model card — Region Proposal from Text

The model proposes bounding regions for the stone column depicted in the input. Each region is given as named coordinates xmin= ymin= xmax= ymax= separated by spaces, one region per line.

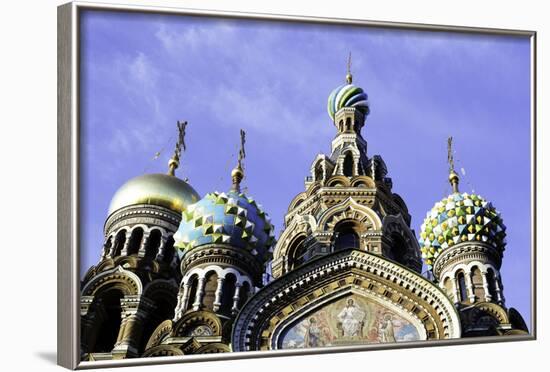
xmin=231 ymin=283 xmax=242 ymax=314
xmin=451 ymin=276 xmax=460 ymax=304
xmin=464 ymin=272 xmax=475 ymax=303
xmin=137 ymin=232 xmax=150 ymax=258
xmin=494 ymin=276 xmax=505 ymax=305
xmin=192 ymin=276 xmax=206 ymax=311
xmin=120 ymin=231 xmax=132 ymax=256
xmin=155 ymin=236 xmax=168 ymax=261
xmin=481 ymin=270 xmax=492 ymax=302
xmin=112 ymin=295 xmax=152 ymax=359
xmin=212 ymin=277 xmax=225 ymax=312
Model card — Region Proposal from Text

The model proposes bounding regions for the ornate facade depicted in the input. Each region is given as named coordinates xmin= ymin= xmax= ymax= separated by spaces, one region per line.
xmin=80 ymin=69 xmax=527 ymax=361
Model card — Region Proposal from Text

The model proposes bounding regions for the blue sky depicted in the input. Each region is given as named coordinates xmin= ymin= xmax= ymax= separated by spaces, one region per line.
xmin=80 ymin=10 xmax=532 ymax=328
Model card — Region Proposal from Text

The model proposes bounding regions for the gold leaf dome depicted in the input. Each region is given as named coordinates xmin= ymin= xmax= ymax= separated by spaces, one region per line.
xmin=108 ymin=173 xmax=200 ymax=215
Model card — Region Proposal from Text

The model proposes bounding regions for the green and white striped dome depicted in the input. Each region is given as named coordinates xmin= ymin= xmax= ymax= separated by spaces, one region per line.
xmin=418 ymin=192 xmax=506 ymax=270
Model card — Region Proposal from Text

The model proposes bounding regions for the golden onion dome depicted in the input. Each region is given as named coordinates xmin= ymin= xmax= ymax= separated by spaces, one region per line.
xmin=108 ymin=173 xmax=200 ymax=216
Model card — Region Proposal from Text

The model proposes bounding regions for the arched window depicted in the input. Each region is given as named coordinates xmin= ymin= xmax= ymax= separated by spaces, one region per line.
xmin=471 ymin=266 xmax=484 ymax=300
xmin=89 ymin=288 xmax=124 ymax=353
xmin=345 ymin=117 xmax=352 ymax=131
xmin=343 ymin=152 xmax=354 ymax=177
xmin=457 ymin=271 xmax=468 ymax=302
xmin=219 ymin=274 xmax=237 ymax=316
xmin=113 ymin=230 xmax=127 ymax=257
xmin=163 ymin=236 xmax=175 ymax=264
xmin=202 ymin=271 xmax=219 ymax=310
xmin=145 ymin=229 xmax=162 ymax=259
xmin=238 ymin=282 xmax=251 ymax=310
xmin=186 ymin=274 xmax=199 ymax=311
xmin=339 ymin=120 xmax=344 ymax=132
xmin=289 ymin=235 xmax=307 ymax=269
xmin=333 ymin=221 xmax=360 ymax=251
xmin=315 ymin=163 xmax=323 ymax=182
xmin=102 ymin=236 xmax=113 ymax=258
xmin=487 ymin=268 xmax=498 ymax=301
xmin=127 ymin=227 xmax=143 ymax=256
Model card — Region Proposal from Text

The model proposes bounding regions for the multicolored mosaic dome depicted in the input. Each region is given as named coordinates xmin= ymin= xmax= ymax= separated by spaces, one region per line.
xmin=418 ymin=192 xmax=506 ymax=270
xmin=327 ymin=83 xmax=370 ymax=121
xmin=173 ymin=190 xmax=275 ymax=264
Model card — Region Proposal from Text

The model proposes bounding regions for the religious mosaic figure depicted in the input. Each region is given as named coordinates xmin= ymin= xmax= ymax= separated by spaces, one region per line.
xmin=337 ymin=298 xmax=367 ymax=338
xmin=304 ymin=317 xmax=323 ymax=347
xmin=380 ymin=314 xmax=396 ymax=342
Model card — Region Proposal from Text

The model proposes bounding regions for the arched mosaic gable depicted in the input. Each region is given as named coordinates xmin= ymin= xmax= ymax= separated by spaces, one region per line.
xmin=232 ymin=250 xmax=460 ymax=351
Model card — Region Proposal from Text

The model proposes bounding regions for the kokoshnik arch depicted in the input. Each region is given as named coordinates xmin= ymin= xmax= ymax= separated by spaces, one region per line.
xmin=80 ymin=65 xmax=528 ymax=361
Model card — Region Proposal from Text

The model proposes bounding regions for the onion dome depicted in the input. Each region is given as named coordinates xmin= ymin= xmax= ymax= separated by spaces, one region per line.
xmin=418 ymin=163 xmax=506 ymax=270
xmin=108 ymin=173 xmax=200 ymax=215
xmin=327 ymin=84 xmax=370 ymax=121
xmin=173 ymin=190 xmax=275 ymax=264
xmin=173 ymin=129 xmax=275 ymax=264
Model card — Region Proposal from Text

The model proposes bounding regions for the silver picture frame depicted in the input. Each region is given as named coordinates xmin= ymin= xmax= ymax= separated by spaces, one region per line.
xmin=57 ymin=1 xmax=537 ymax=369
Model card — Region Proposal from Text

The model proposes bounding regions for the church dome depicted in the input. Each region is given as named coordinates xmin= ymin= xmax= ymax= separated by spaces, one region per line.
xmin=327 ymin=83 xmax=370 ymax=121
xmin=108 ymin=173 xmax=200 ymax=215
xmin=418 ymin=192 xmax=506 ymax=270
xmin=173 ymin=190 xmax=275 ymax=264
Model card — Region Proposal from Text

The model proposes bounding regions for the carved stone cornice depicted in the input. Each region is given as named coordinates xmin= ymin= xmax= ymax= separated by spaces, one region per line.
xmin=104 ymin=204 xmax=181 ymax=236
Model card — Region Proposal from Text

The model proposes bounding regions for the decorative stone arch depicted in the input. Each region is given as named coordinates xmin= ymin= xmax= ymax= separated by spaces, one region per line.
xmin=273 ymin=214 xmax=317 ymax=261
xmin=461 ymin=301 xmax=510 ymax=329
xmin=182 ymin=265 xmax=252 ymax=287
xmin=141 ymin=344 xmax=184 ymax=357
xmin=287 ymin=192 xmax=307 ymax=212
xmin=172 ymin=310 xmax=223 ymax=338
xmin=81 ymin=266 xmax=142 ymax=298
xmin=318 ymin=197 xmax=382 ymax=232
xmin=232 ymin=250 xmax=460 ymax=351
xmin=392 ymin=194 xmax=409 ymax=214
xmin=382 ymin=214 xmax=422 ymax=271
xmin=195 ymin=343 xmax=231 ymax=354
xmin=326 ymin=175 xmax=351 ymax=188
xmin=306 ymin=182 xmax=322 ymax=197
xmin=145 ymin=319 xmax=173 ymax=350
xmin=350 ymin=175 xmax=376 ymax=188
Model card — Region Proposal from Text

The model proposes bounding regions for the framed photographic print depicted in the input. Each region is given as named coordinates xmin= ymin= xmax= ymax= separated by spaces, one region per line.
xmin=57 ymin=1 xmax=536 ymax=369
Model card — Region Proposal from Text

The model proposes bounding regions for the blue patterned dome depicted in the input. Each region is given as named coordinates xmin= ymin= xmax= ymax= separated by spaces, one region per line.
xmin=173 ymin=190 xmax=275 ymax=264
xmin=418 ymin=192 xmax=506 ymax=270
xmin=327 ymin=83 xmax=370 ymax=121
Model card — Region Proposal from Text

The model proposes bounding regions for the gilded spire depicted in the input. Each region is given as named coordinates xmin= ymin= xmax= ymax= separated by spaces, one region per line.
xmin=231 ymin=129 xmax=246 ymax=192
xmin=346 ymin=52 xmax=353 ymax=84
xmin=447 ymin=136 xmax=460 ymax=193
xmin=168 ymin=120 xmax=187 ymax=176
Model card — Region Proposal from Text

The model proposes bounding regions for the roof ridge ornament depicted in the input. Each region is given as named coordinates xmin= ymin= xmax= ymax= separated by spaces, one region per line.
xmin=447 ymin=136 xmax=460 ymax=193
xmin=168 ymin=120 xmax=187 ymax=176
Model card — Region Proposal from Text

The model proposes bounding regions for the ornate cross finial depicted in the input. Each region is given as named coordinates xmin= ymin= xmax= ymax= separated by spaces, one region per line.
xmin=447 ymin=136 xmax=460 ymax=193
xmin=447 ymin=136 xmax=455 ymax=172
xmin=346 ymin=52 xmax=353 ymax=84
xmin=231 ymin=129 xmax=246 ymax=192
xmin=168 ymin=120 xmax=187 ymax=176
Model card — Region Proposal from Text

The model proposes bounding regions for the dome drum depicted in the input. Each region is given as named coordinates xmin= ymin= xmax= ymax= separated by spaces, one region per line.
xmin=431 ymin=241 xmax=503 ymax=280
xmin=104 ymin=203 xmax=182 ymax=238
xmin=179 ymin=244 xmax=266 ymax=285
